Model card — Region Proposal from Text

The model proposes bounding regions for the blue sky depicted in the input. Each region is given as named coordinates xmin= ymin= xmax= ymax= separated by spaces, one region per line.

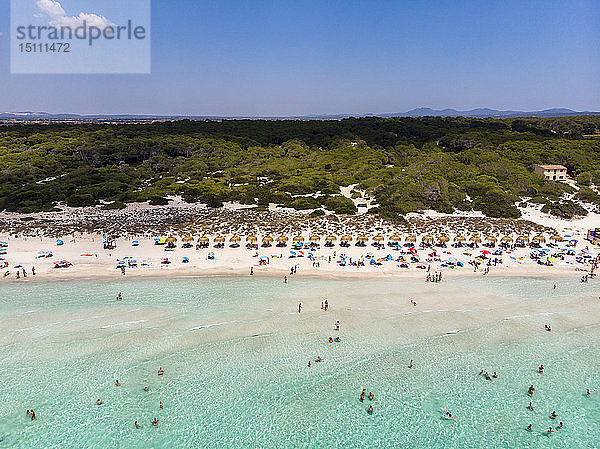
xmin=0 ymin=0 xmax=598 ymax=115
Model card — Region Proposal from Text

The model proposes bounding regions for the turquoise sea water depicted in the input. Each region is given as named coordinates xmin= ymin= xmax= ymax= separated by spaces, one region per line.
xmin=0 ymin=276 xmax=599 ymax=448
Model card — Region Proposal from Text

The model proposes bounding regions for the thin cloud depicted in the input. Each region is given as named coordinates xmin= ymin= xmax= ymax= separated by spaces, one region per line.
xmin=35 ymin=0 xmax=114 ymax=29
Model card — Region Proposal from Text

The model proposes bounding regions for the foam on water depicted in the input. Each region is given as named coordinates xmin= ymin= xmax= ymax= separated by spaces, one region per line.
xmin=0 ymin=276 xmax=599 ymax=448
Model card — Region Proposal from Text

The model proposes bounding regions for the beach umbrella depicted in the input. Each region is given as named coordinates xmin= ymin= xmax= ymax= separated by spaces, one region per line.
xmin=214 ymin=236 xmax=225 ymax=243
xmin=357 ymin=235 xmax=368 ymax=242
xmin=470 ymin=236 xmax=482 ymax=244
xmin=501 ymin=236 xmax=513 ymax=243
xmin=340 ymin=235 xmax=353 ymax=242
xmin=293 ymin=235 xmax=305 ymax=243
xmin=198 ymin=236 xmax=209 ymax=243
xmin=516 ymin=235 xmax=529 ymax=243
xmin=166 ymin=236 xmax=177 ymax=243
xmin=405 ymin=235 xmax=417 ymax=243
xmin=550 ymin=235 xmax=563 ymax=243
xmin=246 ymin=235 xmax=257 ymax=242
xmin=422 ymin=235 xmax=434 ymax=243
xmin=389 ymin=234 xmax=402 ymax=242
xmin=485 ymin=236 xmax=497 ymax=242
xmin=325 ymin=235 xmax=337 ymax=241
xmin=276 ymin=235 xmax=288 ymax=243
xmin=309 ymin=235 xmax=321 ymax=242
xmin=262 ymin=235 xmax=274 ymax=243
xmin=230 ymin=235 xmax=241 ymax=243
xmin=373 ymin=235 xmax=384 ymax=242
xmin=438 ymin=234 xmax=450 ymax=242
xmin=454 ymin=235 xmax=466 ymax=242
xmin=182 ymin=235 xmax=194 ymax=243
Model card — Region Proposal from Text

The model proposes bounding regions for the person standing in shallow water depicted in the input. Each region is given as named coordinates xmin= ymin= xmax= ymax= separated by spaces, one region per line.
xmin=298 ymin=303 xmax=302 ymax=313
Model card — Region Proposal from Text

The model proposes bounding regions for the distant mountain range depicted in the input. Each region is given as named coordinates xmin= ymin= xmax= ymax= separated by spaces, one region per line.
xmin=1 ymin=107 xmax=599 ymax=122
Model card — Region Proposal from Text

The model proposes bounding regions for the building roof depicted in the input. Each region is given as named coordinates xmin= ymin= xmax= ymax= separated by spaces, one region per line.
xmin=537 ymin=164 xmax=567 ymax=170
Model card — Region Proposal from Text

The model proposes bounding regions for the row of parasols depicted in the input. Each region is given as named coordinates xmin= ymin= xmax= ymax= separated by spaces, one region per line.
xmin=158 ymin=233 xmax=569 ymax=245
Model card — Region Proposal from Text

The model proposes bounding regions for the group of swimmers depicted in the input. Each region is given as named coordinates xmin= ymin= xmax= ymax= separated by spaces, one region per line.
xmin=478 ymin=370 xmax=499 ymax=380
xmin=524 ymin=367 xmax=575 ymax=435
xmin=359 ymin=388 xmax=375 ymax=414
xmin=109 ymin=368 xmax=166 ymax=428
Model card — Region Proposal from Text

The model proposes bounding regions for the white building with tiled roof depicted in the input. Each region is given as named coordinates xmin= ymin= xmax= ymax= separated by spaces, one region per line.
xmin=534 ymin=164 xmax=568 ymax=181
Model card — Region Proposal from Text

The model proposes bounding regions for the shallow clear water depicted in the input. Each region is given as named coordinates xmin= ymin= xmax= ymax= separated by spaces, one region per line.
xmin=0 ymin=276 xmax=599 ymax=448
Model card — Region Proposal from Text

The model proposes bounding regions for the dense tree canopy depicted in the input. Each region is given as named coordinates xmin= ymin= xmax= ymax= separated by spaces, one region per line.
xmin=1 ymin=116 xmax=599 ymax=218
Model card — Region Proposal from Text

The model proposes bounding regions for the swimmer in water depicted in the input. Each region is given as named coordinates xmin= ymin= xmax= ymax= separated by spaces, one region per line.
xmin=315 ymin=356 xmax=322 ymax=362
xmin=550 ymin=411 xmax=557 ymax=419
xmin=143 ymin=386 xmax=149 ymax=392
xmin=135 ymin=421 xmax=142 ymax=428
xmin=158 ymin=368 xmax=164 ymax=376
xmin=587 ymin=388 xmax=596 ymax=396
xmin=307 ymin=361 xmax=312 ymax=367
xmin=528 ymin=385 xmax=535 ymax=395
xmin=360 ymin=393 xmax=365 ymax=402
xmin=367 ymin=405 xmax=373 ymax=414
xmin=368 ymin=392 xmax=374 ymax=401
xmin=492 ymin=372 xmax=498 ymax=378
xmin=478 ymin=370 xmax=483 ymax=375
xmin=527 ymin=402 xmax=534 ymax=411
xmin=329 ymin=337 xmax=333 ymax=343
xmin=409 ymin=360 xmax=413 ymax=369
xmin=151 ymin=418 xmax=159 ymax=426
xmin=526 ymin=424 xmax=532 ymax=431
xmin=443 ymin=408 xmax=454 ymax=419
xmin=557 ymin=422 xmax=563 ymax=430
xmin=96 ymin=399 xmax=103 ymax=405
xmin=484 ymin=372 xmax=491 ymax=380
xmin=547 ymin=427 xmax=557 ymax=434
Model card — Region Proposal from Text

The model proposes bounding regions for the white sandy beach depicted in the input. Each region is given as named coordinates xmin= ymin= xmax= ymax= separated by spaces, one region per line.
xmin=0 ymin=230 xmax=596 ymax=283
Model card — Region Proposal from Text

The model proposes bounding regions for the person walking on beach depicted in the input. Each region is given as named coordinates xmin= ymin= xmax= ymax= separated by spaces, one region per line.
xmin=250 ymin=267 xmax=254 ymax=276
